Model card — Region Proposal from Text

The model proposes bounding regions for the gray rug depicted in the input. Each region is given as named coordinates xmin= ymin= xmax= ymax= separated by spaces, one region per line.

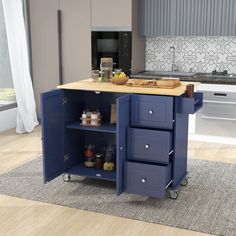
xmin=0 ymin=158 xmax=236 ymax=236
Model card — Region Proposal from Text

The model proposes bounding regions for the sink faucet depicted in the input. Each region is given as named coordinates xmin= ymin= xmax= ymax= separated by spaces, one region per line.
xmin=170 ymin=46 xmax=179 ymax=72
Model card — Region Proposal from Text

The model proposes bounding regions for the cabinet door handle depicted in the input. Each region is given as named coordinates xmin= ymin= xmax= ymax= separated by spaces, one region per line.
xmin=141 ymin=178 xmax=146 ymax=183
xmin=145 ymin=144 xmax=150 ymax=149
xmin=149 ymin=110 xmax=153 ymax=115
xmin=57 ymin=10 xmax=63 ymax=85
xmin=119 ymin=146 xmax=123 ymax=151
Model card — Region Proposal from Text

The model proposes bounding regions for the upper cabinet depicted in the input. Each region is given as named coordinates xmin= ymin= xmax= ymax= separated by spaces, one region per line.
xmin=91 ymin=0 xmax=132 ymax=30
xmin=60 ymin=0 xmax=91 ymax=84
xmin=29 ymin=0 xmax=91 ymax=116
xmin=140 ymin=0 xmax=236 ymax=37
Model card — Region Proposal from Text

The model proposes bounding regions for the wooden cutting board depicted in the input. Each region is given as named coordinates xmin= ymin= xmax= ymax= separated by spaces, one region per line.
xmin=126 ymin=78 xmax=181 ymax=89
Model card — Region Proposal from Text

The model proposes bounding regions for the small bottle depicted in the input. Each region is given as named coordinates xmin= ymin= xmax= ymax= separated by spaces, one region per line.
xmin=82 ymin=111 xmax=87 ymax=125
xmin=91 ymin=111 xmax=98 ymax=126
xmin=86 ymin=109 xmax=91 ymax=118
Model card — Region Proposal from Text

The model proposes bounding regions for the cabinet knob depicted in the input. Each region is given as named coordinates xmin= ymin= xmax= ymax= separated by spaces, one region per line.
xmin=149 ymin=110 xmax=153 ymax=115
xmin=120 ymin=146 xmax=123 ymax=151
xmin=141 ymin=178 xmax=146 ymax=183
xmin=145 ymin=144 xmax=150 ymax=149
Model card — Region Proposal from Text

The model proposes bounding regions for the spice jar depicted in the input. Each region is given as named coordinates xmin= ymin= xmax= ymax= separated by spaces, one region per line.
xmin=91 ymin=111 xmax=98 ymax=126
xmin=81 ymin=111 xmax=87 ymax=125
xmin=95 ymin=153 xmax=104 ymax=169
xmin=84 ymin=145 xmax=95 ymax=158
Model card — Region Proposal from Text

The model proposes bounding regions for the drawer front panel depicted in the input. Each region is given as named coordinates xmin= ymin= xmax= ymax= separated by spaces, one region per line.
xmin=125 ymin=162 xmax=172 ymax=198
xmin=127 ymin=128 xmax=172 ymax=164
xmin=196 ymin=113 xmax=236 ymax=137
xmin=199 ymin=100 xmax=236 ymax=116
xmin=199 ymin=90 xmax=236 ymax=101
xmin=131 ymin=95 xmax=174 ymax=129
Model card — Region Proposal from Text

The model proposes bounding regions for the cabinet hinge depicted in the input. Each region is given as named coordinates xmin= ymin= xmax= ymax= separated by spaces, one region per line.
xmin=64 ymin=154 xmax=69 ymax=162
xmin=62 ymin=97 xmax=67 ymax=105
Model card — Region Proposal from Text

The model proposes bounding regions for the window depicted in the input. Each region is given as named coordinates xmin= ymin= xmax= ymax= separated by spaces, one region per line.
xmin=0 ymin=0 xmax=16 ymax=111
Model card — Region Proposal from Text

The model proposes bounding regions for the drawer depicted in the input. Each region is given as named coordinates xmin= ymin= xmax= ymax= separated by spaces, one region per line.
xmin=196 ymin=113 xmax=236 ymax=137
xmin=131 ymin=95 xmax=174 ymax=129
xmin=199 ymin=99 xmax=236 ymax=116
xmin=127 ymin=128 xmax=172 ymax=164
xmin=199 ymin=90 xmax=236 ymax=101
xmin=125 ymin=162 xmax=172 ymax=198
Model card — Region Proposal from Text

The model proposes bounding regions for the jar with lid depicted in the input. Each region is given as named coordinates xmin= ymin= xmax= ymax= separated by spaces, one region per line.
xmin=84 ymin=145 xmax=95 ymax=158
xmin=95 ymin=153 xmax=104 ymax=169
xmin=100 ymin=58 xmax=113 ymax=82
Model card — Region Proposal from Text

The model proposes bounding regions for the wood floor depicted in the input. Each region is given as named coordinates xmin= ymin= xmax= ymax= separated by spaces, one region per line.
xmin=0 ymin=126 xmax=235 ymax=236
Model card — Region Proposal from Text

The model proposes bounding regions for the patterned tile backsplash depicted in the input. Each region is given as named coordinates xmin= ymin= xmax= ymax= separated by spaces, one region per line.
xmin=146 ymin=37 xmax=236 ymax=74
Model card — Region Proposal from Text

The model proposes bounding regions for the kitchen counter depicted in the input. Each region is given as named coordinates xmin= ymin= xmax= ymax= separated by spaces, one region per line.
xmin=57 ymin=78 xmax=195 ymax=96
xmin=131 ymin=71 xmax=236 ymax=85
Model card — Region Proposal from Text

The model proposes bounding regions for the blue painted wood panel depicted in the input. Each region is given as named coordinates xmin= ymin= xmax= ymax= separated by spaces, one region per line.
xmin=171 ymin=97 xmax=189 ymax=188
xmin=41 ymin=90 xmax=65 ymax=183
xmin=131 ymin=94 xmax=174 ymax=129
xmin=116 ymin=95 xmax=130 ymax=195
xmin=127 ymin=128 xmax=172 ymax=164
xmin=125 ymin=161 xmax=172 ymax=198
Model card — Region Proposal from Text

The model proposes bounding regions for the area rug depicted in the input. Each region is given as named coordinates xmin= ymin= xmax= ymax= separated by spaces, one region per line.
xmin=0 ymin=158 xmax=235 ymax=236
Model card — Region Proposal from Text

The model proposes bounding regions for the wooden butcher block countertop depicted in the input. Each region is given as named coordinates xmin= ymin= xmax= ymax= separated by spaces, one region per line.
xmin=57 ymin=78 xmax=199 ymax=96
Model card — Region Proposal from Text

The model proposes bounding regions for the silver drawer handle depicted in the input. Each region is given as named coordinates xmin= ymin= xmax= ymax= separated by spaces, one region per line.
xmin=145 ymin=144 xmax=150 ymax=149
xmin=149 ymin=110 xmax=153 ymax=115
xmin=201 ymin=115 xmax=236 ymax=122
xmin=96 ymin=174 xmax=101 ymax=177
xmin=204 ymin=100 xmax=236 ymax=105
xmin=141 ymin=178 xmax=146 ymax=183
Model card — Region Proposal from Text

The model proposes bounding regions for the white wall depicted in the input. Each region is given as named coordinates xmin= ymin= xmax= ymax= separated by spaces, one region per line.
xmin=0 ymin=108 xmax=17 ymax=132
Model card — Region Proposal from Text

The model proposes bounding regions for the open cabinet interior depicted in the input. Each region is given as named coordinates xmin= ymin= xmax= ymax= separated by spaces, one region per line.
xmin=62 ymin=90 xmax=128 ymax=183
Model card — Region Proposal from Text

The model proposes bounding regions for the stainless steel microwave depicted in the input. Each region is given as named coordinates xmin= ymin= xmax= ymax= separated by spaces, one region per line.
xmin=91 ymin=31 xmax=132 ymax=75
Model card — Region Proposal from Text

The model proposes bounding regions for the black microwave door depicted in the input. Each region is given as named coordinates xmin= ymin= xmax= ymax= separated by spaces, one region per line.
xmin=118 ymin=32 xmax=132 ymax=76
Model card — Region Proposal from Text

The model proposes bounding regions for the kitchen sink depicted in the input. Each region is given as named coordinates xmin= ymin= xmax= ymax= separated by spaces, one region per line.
xmin=141 ymin=71 xmax=196 ymax=77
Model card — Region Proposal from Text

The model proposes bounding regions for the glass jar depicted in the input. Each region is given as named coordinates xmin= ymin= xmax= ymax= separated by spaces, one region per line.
xmin=95 ymin=153 xmax=104 ymax=169
xmin=84 ymin=145 xmax=95 ymax=158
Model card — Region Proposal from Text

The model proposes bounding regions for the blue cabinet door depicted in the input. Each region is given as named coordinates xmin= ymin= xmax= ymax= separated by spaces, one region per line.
xmin=41 ymin=90 xmax=65 ymax=183
xmin=116 ymin=95 xmax=130 ymax=195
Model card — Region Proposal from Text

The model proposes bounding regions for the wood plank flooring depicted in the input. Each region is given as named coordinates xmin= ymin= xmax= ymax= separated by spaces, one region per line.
xmin=0 ymin=126 xmax=235 ymax=236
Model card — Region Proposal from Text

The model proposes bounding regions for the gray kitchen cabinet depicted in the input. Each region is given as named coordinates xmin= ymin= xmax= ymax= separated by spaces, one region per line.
xmin=139 ymin=0 xmax=173 ymax=37
xmin=29 ymin=0 xmax=91 ymax=116
xmin=140 ymin=0 xmax=236 ymax=37
xmin=60 ymin=0 xmax=91 ymax=84
xmin=29 ymin=0 xmax=60 ymax=116
xmin=91 ymin=0 xmax=132 ymax=30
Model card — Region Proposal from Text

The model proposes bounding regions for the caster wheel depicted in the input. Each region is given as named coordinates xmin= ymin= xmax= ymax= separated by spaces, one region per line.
xmin=169 ymin=190 xmax=178 ymax=200
xmin=181 ymin=178 xmax=188 ymax=186
xmin=62 ymin=174 xmax=71 ymax=182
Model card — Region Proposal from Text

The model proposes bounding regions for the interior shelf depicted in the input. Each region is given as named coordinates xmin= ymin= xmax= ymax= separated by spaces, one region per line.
xmin=66 ymin=162 xmax=116 ymax=182
xmin=66 ymin=121 xmax=116 ymax=134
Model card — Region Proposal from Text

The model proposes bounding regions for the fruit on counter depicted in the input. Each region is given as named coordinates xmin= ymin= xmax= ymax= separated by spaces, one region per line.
xmin=118 ymin=72 xmax=126 ymax=78
xmin=114 ymin=73 xmax=119 ymax=78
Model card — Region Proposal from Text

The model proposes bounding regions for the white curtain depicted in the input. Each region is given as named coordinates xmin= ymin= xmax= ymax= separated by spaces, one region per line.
xmin=2 ymin=0 xmax=38 ymax=134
